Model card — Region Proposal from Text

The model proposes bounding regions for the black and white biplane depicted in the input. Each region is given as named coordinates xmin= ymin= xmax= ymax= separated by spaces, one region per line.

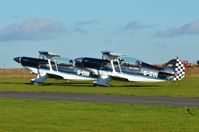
xmin=14 ymin=51 xmax=185 ymax=86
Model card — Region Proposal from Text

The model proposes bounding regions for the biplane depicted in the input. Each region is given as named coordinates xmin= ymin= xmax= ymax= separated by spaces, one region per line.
xmin=14 ymin=51 xmax=185 ymax=86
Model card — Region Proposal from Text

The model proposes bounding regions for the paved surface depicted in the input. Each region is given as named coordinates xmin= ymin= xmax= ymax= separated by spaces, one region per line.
xmin=0 ymin=92 xmax=198 ymax=107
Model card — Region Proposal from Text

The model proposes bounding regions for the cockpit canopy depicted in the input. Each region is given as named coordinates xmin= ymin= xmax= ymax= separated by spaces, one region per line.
xmin=52 ymin=57 xmax=73 ymax=66
xmin=120 ymin=57 xmax=142 ymax=66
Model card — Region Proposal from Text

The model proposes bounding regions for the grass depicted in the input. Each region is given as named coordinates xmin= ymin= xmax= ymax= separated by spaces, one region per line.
xmin=0 ymin=69 xmax=198 ymax=132
xmin=0 ymin=77 xmax=199 ymax=98
xmin=0 ymin=99 xmax=199 ymax=132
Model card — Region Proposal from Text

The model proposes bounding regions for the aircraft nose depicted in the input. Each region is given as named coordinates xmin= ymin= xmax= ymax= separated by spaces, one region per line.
xmin=13 ymin=57 xmax=21 ymax=63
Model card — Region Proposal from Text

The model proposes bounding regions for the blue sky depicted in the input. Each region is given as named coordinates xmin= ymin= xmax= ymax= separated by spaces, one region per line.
xmin=0 ymin=0 xmax=199 ymax=68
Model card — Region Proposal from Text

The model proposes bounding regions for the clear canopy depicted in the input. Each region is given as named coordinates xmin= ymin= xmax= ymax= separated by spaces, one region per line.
xmin=120 ymin=57 xmax=142 ymax=65
xmin=52 ymin=57 xmax=72 ymax=65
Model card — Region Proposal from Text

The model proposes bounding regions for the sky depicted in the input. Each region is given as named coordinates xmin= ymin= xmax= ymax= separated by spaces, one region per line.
xmin=0 ymin=0 xmax=199 ymax=68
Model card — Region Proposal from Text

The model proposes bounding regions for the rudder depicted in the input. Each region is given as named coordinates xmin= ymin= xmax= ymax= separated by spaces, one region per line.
xmin=173 ymin=58 xmax=185 ymax=81
xmin=165 ymin=58 xmax=185 ymax=81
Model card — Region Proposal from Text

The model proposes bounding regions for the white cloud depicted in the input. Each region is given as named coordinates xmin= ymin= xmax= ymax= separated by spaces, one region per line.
xmin=73 ymin=28 xmax=88 ymax=34
xmin=0 ymin=19 xmax=66 ymax=41
xmin=120 ymin=21 xmax=156 ymax=33
xmin=155 ymin=20 xmax=199 ymax=37
xmin=73 ymin=20 xmax=99 ymax=34
xmin=75 ymin=20 xmax=99 ymax=26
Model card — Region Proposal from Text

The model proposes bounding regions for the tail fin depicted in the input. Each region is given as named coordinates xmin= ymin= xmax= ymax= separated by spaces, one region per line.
xmin=166 ymin=58 xmax=185 ymax=81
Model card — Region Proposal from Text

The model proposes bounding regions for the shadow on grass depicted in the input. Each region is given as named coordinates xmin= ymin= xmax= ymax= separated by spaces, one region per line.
xmin=112 ymin=84 xmax=162 ymax=88
xmin=45 ymin=83 xmax=162 ymax=88
xmin=46 ymin=82 xmax=94 ymax=87
xmin=0 ymin=82 xmax=31 ymax=85
xmin=0 ymin=81 xmax=162 ymax=88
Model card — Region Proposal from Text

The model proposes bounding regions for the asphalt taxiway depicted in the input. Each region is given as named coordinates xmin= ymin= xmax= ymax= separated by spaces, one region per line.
xmin=0 ymin=92 xmax=198 ymax=107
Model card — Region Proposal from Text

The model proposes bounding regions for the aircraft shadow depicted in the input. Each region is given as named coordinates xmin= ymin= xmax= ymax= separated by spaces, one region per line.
xmin=45 ymin=83 xmax=162 ymax=88
xmin=112 ymin=84 xmax=162 ymax=88
xmin=45 ymin=82 xmax=94 ymax=87
xmin=0 ymin=82 xmax=31 ymax=85
xmin=0 ymin=81 xmax=94 ymax=87
xmin=0 ymin=82 xmax=162 ymax=88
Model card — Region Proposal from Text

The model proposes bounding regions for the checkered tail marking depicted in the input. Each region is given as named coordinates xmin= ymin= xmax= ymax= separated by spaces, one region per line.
xmin=173 ymin=59 xmax=185 ymax=81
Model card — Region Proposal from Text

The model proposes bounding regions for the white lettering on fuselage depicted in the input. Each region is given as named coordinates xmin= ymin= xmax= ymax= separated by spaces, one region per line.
xmin=77 ymin=70 xmax=90 ymax=76
xmin=143 ymin=71 xmax=158 ymax=78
